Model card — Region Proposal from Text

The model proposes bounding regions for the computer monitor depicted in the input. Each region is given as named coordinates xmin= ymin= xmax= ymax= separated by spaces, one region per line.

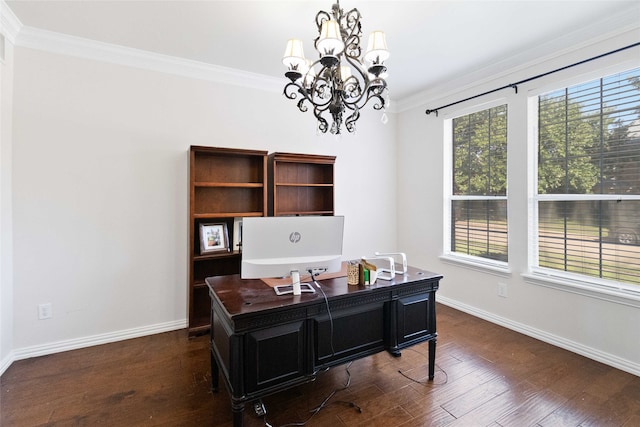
xmin=241 ymin=216 xmax=344 ymax=291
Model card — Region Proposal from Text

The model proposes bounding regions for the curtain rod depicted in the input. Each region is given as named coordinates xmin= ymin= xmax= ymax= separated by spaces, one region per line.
xmin=425 ymin=42 xmax=640 ymax=117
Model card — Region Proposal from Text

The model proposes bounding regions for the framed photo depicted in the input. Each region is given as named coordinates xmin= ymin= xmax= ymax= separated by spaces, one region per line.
xmin=200 ymin=223 xmax=230 ymax=254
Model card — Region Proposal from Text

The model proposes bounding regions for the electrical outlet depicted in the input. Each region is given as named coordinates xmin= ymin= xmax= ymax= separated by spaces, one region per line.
xmin=38 ymin=303 xmax=52 ymax=320
xmin=253 ymin=400 xmax=266 ymax=417
xmin=497 ymin=283 xmax=508 ymax=298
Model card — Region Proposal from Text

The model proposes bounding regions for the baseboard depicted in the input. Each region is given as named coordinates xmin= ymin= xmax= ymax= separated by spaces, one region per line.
xmin=5 ymin=318 xmax=187 ymax=371
xmin=0 ymin=351 xmax=15 ymax=377
xmin=437 ymin=296 xmax=640 ymax=377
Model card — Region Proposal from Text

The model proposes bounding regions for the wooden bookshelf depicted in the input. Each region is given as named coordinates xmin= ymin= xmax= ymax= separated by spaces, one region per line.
xmin=188 ymin=146 xmax=267 ymax=335
xmin=268 ymin=152 xmax=335 ymax=216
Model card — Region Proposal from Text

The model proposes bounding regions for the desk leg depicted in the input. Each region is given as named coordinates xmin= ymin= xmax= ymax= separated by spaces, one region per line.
xmin=232 ymin=402 xmax=245 ymax=427
xmin=428 ymin=338 xmax=437 ymax=380
xmin=210 ymin=347 xmax=219 ymax=392
xmin=388 ymin=349 xmax=401 ymax=357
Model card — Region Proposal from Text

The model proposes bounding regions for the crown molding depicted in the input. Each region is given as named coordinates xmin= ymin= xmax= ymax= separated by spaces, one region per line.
xmin=0 ymin=0 xmax=22 ymax=44
xmin=396 ymin=6 xmax=640 ymax=113
xmin=14 ymin=25 xmax=283 ymax=93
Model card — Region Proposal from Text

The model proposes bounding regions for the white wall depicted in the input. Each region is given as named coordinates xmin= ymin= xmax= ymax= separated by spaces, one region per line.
xmin=8 ymin=46 xmax=397 ymax=356
xmin=397 ymin=29 xmax=640 ymax=375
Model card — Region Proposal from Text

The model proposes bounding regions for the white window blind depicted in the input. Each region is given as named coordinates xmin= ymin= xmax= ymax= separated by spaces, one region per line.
xmin=536 ymin=67 xmax=640 ymax=286
xmin=451 ymin=105 xmax=508 ymax=261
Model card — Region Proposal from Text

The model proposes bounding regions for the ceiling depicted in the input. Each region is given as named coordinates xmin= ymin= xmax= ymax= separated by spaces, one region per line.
xmin=5 ymin=0 xmax=640 ymax=103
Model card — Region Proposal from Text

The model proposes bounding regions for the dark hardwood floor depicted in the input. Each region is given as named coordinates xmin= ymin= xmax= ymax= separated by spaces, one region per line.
xmin=2 ymin=304 xmax=639 ymax=426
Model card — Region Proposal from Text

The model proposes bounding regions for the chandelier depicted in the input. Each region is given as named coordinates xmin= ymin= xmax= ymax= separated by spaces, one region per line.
xmin=282 ymin=1 xmax=390 ymax=134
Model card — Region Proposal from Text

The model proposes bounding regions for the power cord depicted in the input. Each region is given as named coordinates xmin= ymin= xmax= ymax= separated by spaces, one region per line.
xmin=276 ymin=362 xmax=361 ymax=427
xmin=396 ymin=347 xmax=448 ymax=385
xmin=308 ymin=361 xmax=360 ymax=415
xmin=309 ymin=269 xmax=336 ymax=357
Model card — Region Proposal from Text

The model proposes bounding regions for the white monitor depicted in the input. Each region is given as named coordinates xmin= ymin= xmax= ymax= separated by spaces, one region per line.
xmin=241 ymin=216 xmax=344 ymax=283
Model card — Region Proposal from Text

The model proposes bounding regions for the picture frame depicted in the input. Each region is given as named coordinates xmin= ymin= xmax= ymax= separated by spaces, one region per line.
xmin=200 ymin=223 xmax=230 ymax=254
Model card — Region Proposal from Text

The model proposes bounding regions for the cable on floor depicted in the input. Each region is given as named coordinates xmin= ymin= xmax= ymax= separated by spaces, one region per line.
xmin=265 ymin=361 xmax=361 ymax=427
xmin=396 ymin=347 xmax=448 ymax=385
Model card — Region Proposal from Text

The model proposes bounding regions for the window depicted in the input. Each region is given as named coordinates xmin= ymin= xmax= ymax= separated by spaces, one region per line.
xmin=535 ymin=67 xmax=640 ymax=287
xmin=450 ymin=104 xmax=508 ymax=262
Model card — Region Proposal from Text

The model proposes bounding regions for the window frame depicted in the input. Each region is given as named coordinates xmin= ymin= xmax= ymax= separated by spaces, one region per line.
xmin=525 ymin=67 xmax=640 ymax=307
xmin=442 ymin=99 xmax=511 ymax=275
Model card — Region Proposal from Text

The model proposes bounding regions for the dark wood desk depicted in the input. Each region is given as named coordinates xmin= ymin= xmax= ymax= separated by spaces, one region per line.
xmin=206 ymin=266 xmax=442 ymax=426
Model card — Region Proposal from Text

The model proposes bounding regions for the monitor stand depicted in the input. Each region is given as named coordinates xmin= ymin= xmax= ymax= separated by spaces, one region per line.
xmin=273 ymin=270 xmax=316 ymax=296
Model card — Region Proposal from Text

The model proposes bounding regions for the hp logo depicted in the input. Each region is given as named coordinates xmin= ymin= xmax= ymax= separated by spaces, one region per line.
xmin=289 ymin=231 xmax=301 ymax=243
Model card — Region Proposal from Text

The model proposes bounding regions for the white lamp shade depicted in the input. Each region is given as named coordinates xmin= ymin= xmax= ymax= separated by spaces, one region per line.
xmin=283 ymin=39 xmax=306 ymax=70
xmin=303 ymin=59 xmax=316 ymax=87
xmin=316 ymin=20 xmax=345 ymax=57
xmin=364 ymin=31 xmax=389 ymax=64
xmin=304 ymin=59 xmax=315 ymax=75
xmin=340 ymin=65 xmax=352 ymax=82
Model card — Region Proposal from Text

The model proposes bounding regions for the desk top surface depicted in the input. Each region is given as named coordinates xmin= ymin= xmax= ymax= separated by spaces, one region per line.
xmin=206 ymin=266 xmax=442 ymax=318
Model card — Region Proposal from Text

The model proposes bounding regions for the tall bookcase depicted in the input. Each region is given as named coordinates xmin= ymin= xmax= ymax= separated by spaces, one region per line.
xmin=268 ymin=152 xmax=336 ymax=216
xmin=188 ymin=146 xmax=268 ymax=335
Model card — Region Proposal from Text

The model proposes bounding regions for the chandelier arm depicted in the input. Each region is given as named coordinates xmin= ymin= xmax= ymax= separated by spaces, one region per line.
xmin=337 ymin=54 xmax=373 ymax=107
xmin=364 ymin=90 xmax=387 ymax=111
xmin=344 ymin=107 xmax=360 ymax=133
xmin=284 ymin=81 xmax=302 ymax=99
xmin=315 ymin=10 xmax=332 ymax=28
xmin=310 ymin=73 xmax=334 ymax=109
xmin=344 ymin=80 xmax=387 ymax=112
xmin=342 ymin=8 xmax=362 ymax=58
xmin=313 ymin=105 xmax=330 ymax=133
xmin=284 ymin=80 xmax=333 ymax=111
xmin=296 ymin=99 xmax=308 ymax=113
xmin=343 ymin=47 xmax=365 ymax=70
xmin=341 ymin=76 xmax=362 ymax=104
xmin=338 ymin=88 xmax=386 ymax=134
xmin=284 ymin=82 xmax=317 ymax=114
xmin=284 ymin=81 xmax=313 ymax=103
xmin=338 ymin=77 xmax=364 ymax=109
